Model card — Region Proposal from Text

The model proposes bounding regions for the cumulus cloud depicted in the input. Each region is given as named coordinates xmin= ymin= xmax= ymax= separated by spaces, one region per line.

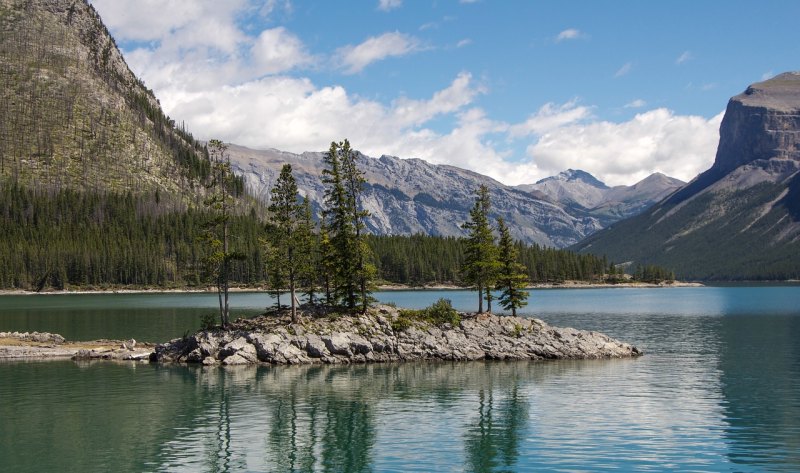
xmin=378 ymin=0 xmax=402 ymax=11
xmin=251 ymin=27 xmax=313 ymax=75
xmin=337 ymin=32 xmax=422 ymax=74
xmin=509 ymin=100 xmax=592 ymax=137
xmin=556 ymin=28 xmax=583 ymax=42
xmin=91 ymin=1 xmax=724 ymax=189
xmin=526 ymin=108 xmax=724 ymax=185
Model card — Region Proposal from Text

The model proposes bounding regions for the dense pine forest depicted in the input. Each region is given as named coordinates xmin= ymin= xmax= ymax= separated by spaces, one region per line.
xmin=0 ymin=181 xmax=668 ymax=291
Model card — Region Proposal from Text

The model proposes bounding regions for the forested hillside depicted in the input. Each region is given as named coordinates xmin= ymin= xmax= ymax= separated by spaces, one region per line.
xmin=0 ymin=0 xmax=213 ymax=197
xmin=0 ymin=183 xmax=645 ymax=290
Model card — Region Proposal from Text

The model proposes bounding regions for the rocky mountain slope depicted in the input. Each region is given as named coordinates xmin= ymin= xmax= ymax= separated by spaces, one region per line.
xmin=573 ymin=72 xmax=800 ymax=280
xmin=517 ymin=169 xmax=684 ymax=225
xmin=0 ymin=0 xmax=210 ymax=198
xmin=229 ymin=144 xmax=604 ymax=247
xmin=229 ymin=145 xmax=679 ymax=248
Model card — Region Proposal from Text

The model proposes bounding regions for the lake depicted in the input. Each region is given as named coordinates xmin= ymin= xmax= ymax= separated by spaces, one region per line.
xmin=1 ymin=286 xmax=799 ymax=472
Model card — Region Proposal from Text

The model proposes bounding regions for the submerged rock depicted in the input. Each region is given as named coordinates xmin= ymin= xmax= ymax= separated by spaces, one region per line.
xmin=150 ymin=305 xmax=642 ymax=365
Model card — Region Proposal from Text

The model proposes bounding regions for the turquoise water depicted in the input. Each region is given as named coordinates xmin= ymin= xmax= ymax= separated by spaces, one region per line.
xmin=1 ymin=286 xmax=799 ymax=472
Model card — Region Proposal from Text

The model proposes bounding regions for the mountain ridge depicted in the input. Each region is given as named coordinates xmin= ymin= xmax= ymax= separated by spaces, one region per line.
xmin=227 ymin=143 xmax=682 ymax=247
xmin=572 ymin=72 xmax=800 ymax=280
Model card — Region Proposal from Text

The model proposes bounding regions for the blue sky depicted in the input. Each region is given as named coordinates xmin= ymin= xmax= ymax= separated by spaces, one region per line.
xmin=90 ymin=0 xmax=799 ymax=186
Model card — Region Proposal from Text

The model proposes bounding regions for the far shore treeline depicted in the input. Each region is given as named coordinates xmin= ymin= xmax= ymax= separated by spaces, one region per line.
xmin=0 ymin=139 xmax=674 ymax=300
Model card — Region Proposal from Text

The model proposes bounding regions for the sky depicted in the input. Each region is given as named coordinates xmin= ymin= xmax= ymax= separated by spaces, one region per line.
xmin=89 ymin=0 xmax=800 ymax=186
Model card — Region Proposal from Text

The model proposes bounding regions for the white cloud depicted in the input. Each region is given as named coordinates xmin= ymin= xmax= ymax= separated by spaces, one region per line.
xmin=337 ymin=32 xmax=422 ymax=74
xmin=614 ymin=62 xmax=633 ymax=78
xmin=761 ymin=70 xmax=774 ymax=81
xmin=525 ymin=108 xmax=724 ymax=185
xmin=509 ymin=100 xmax=592 ymax=137
xmin=456 ymin=38 xmax=472 ymax=48
xmin=377 ymin=0 xmax=402 ymax=11
xmin=556 ymin=28 xmax=583 ymax=42
xmin=624 ymin=99 xmax=647 ymax=109
xmin=251 ymin=27 xmax=313 ymax=75
xmin=675 ymin=51 xmax=692 ymax=65
xmin=91 ymin=1 xmax=724 ymax=189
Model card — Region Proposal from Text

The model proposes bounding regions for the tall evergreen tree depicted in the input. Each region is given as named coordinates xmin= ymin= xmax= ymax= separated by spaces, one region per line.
xmin=496 ymin=217 xmax=529 ymax=317
xmin=462 ymin=185 xmax=499 ymax=313
xmin=268 ymin=164 xmax=309 ymax=322
xmin=199 ymin=139 xmax=243 ymax=327
xmin=297 ymin=196 xmax=318 ymax=306
xmin=321 ymin=139 xmax=374 ymax=313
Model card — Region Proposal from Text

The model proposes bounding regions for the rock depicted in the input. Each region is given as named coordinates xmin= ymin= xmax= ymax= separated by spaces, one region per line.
xmin=247 ymin=333 xmax=285 ymax=361
xmin=304 ymin=334 xmax=329 ymax=358
xmin=149 ymin=305 xmax=642 ymax=365
xmin=219 ymin=337 xmax=257 ymax=363
xmin=322 ymin=333 xmax=353 ymax=357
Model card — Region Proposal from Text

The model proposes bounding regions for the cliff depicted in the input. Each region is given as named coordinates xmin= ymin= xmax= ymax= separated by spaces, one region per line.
xmin=573 ymin=73 xmax=800 ymax=280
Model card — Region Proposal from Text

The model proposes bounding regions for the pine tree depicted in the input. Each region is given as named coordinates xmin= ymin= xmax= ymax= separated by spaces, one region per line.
xmin=462 ymin=185 xmax=499 ymax=313
xmin=321 ymin=139 xmax=374 ymax=313
xmin=199 ymin=139 xmax=243 ymax=327
xmin=297 ymin=196 xmax=318 ymax=306
xmin=496 ymin=217 xmax=529 ymax=317
xmin=267 ymin=164 xmax=307 ymax=322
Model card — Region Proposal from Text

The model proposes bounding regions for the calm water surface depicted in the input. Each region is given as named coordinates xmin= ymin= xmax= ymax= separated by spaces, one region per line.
xmin=1 ymin=286 xmax=799 ymax=472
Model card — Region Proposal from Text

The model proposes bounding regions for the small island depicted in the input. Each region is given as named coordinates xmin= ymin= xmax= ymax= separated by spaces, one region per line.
xmin=151 ymin=303 xmax=642 ymax=365
xmin=0 ymin=301 xmax=642 ymax=363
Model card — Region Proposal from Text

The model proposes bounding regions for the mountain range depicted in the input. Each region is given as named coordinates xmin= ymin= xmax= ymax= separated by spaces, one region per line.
xmin=573 ymin=72 xmax=800 ymax=279
xmin=227 ymin=145 xmax=683 ymax=248
xmin=5 ymin=0 xmax=799 ymax=280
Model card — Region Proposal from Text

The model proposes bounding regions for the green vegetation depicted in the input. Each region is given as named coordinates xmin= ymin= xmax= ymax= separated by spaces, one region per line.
xmin=0 ymin=182 xmax=265 ymax=289
xmin=573 ymin=180 xmax=800 ymax=280
xmin=462 ymin=185 xmax=500 ymax=313
xmin=322 ymin=139 xmax=376 ymax=313
xmin=392 ymin=298 xmax=461 ymax=332
xmin=496 ymin=217 xmax=529 ymax=317
xmin=199 ymin=140 xmax=244 ymax=327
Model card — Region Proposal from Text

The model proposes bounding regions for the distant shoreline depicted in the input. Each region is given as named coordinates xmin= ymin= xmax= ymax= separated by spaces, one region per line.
xmin=0 ymin=280 xmax=708 ymax=296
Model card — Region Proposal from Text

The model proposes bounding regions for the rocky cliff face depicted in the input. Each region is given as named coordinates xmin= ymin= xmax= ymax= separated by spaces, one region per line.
xmin=229 ymin=145 xmax=679 ymax=247
xmin=573 ymin=73 xmax=800 ymax=280
xmin=715 ymin=72 xmax=800 ymax=174
xmin=228 ymin=144 xmax=603 ymax=247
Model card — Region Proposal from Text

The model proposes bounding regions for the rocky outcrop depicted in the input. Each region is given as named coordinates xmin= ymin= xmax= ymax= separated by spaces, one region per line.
xmin=150 ymin=306 xmax=642 ymax=365
xmin=714 ymin=72 xmax=800 ymax=174
xmin=0 ymin=332 xmax=152 ymax=360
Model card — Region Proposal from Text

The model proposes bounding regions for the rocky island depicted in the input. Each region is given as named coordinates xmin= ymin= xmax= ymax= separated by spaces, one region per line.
xmin=150 ymin=305 xmax=642 ymax=365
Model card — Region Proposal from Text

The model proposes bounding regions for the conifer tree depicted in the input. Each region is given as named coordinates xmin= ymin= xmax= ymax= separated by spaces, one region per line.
xmin=267 ymin=164 xmax=307 ymax=322
xmin=321 ymin=139 xmax=374 ymax=313
xmin=297 ymin=196 xmax=318 ymax=306
xmin=496 ymin=217 xmax=529 ymax=317
xmin=199 ymin=139 xmax=243 ymax=327
xmin=462 ymin=185 xmax=499 ymax=313
xmin=318 ymin=220 xmax=335 ymax=306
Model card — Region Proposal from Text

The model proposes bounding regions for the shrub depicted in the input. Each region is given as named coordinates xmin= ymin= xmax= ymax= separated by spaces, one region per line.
xmin=392 ymin=298 xmax=461 ymax=332
xmin=200 ymin=313 xmax=217 ymax=331
xmin=425 ymin=298 xmax=460 ymax=326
